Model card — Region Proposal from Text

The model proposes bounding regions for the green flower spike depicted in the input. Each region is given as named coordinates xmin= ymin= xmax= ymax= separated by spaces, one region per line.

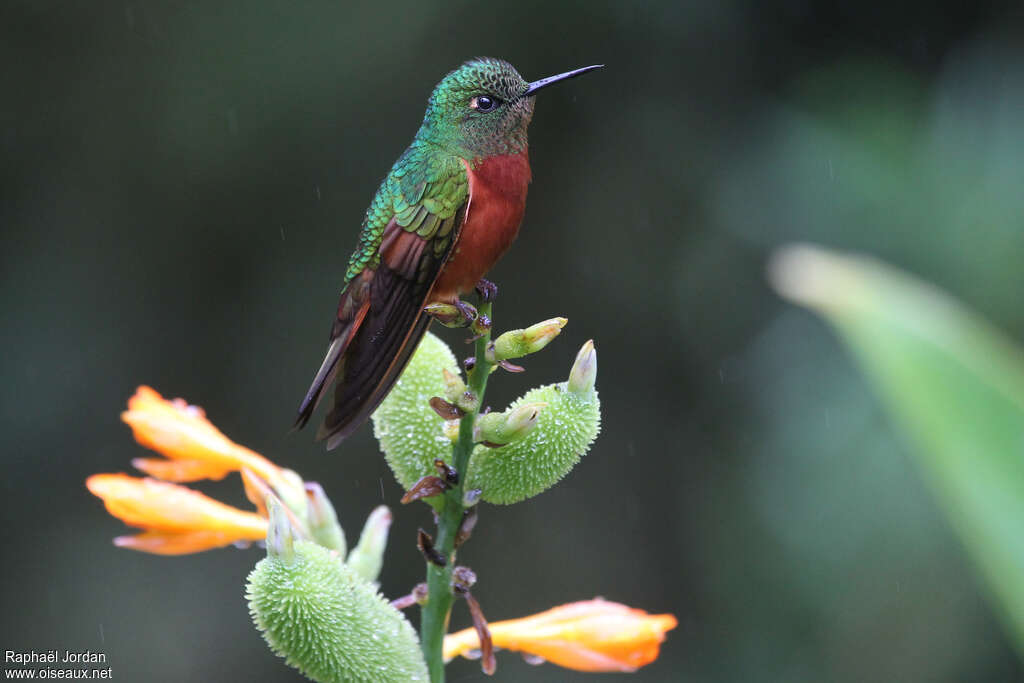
xmin=247 ymin=500 xmax=427 ymax=683
xmin=467 ymin=340 xmax=601 ymax=504
xmin=372 ymin=332 xmax=460 ymax=490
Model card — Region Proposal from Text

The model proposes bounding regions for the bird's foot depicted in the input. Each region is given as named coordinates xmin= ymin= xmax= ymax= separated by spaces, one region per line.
xmin=424 ymin=300 xmax=478 ymax=328
xmin=475 ymin=278 xmax=498 ymax=303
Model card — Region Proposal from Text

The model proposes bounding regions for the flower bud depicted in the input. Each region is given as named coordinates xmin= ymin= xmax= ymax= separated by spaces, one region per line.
xmin=266 ymin=495 xmax=295 ymax=563
xmin=424 ymin=301 xmax=476 ymax=328
xmin=423 ymin=302 xmax=464 ymax=327
xmin=304 ymin=482 xmax=346 ymax=555
xmin=276 ymin=468 xmax=310 ymax=528
xmin=488 ymin=317 xmax=567 ymax=362
xmin=443 ymin=419 xmax=460 ymax=442
xmin=471 ymin=313 xmax=491 ymax=336
xmin=451 ymin=566 xmax=477 ymax=593
xmin=567 ymin=340 xmax=597 ymax=394
xmin=247 ymin=539 xmax=427 ymax=683
xmin=466 ymin=343 xmax=600 ymax=504
xmin=462 ymin=488 xmax=483 ymax=507
xmin=456 ymin=390 xmax=480 ymax=414
xmin=441 ymin=368 xmax=466 ymax=404
xmin=474 ymin=403 xmax=547 ymax=446
xmin=346 ymin=506 xmax=392 ymax=585
xmin=372 ymin=332 xmax=459 ymax=489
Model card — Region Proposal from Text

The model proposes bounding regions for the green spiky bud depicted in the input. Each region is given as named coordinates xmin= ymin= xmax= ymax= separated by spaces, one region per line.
xmin=305 ymin=482 xmax=346 ymax=555
xmin=487 ymin=317 xmax=567 ymax=362
xmin=474 ymin=402 xmax=547 ymax=446
xmin=466 ymin=341 xmax=601 ymax=504
xmin=372 ymin=332 xmax=459 ymax=489
xmin=346 ymin=506 xmax=392 ymax=585
xmin=247 ymin=539 xmax=428 ymax=683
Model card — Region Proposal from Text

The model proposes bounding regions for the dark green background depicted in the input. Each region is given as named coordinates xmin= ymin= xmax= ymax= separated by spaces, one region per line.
xmin=4 ymin=1 xmax=1024 ymax=681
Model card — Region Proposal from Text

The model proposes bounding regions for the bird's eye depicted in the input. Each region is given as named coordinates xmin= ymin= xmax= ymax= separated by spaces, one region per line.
xmin=471 ymin=95 xmax=499 ymax=112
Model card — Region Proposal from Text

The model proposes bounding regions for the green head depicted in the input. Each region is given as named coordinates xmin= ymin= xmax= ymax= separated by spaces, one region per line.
xmin=416 ymin=57 xmax=602 ymax=159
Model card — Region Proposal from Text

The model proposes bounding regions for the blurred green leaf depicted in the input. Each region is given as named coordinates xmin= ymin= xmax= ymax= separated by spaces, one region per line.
xmin=770 ymin=243 xmax=1024 ymax=654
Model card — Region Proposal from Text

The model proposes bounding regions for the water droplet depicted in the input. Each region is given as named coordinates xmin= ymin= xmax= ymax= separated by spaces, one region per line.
xmin=523 ymin=653 xmax=546 ymax=666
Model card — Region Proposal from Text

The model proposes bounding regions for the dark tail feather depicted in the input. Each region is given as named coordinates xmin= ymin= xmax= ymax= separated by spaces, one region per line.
xmin=293 ymin=264 xmax=439 ymax=448
xmin=318 ymin=315 xmax=432 ymax=449
xmin=293 ymin=297 xmax=370 ymax=431
xmin=293 ymin=336 xmax=345 ymax=430
xmin=314 ymin=257 xmax=435 ymax=448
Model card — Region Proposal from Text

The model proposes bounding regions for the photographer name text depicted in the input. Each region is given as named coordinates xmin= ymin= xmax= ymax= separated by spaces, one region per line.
xmin=5 ymin=651 xmax=106 ymax=665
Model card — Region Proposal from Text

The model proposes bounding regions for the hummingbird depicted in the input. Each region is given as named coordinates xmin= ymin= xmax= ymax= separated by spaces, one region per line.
xmin=294 ymin=58 xmax=602 ymax=449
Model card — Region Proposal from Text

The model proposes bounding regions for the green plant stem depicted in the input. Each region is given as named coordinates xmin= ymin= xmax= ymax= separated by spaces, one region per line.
xmin=420 ymin=300 xmax=493 ymax=683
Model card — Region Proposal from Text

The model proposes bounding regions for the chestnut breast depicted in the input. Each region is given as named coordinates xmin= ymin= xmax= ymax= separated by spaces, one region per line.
xmin=431 ymin=152 xmax=532 ymax=300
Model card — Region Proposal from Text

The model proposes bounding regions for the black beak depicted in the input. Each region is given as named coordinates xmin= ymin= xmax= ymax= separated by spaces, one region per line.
xmin=523 ymin=64 xmax=603 ymax=96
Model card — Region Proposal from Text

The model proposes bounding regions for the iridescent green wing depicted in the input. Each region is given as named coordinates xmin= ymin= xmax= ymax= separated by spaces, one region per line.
xmin=295 ymin=146 xmax=469 ymax=445
xmin=341 ymin=148 xmax=467 ymax=287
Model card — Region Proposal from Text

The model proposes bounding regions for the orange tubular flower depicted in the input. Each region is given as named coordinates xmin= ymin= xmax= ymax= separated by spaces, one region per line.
xmin=86 ymin=473 xmax=269 ymax=555
xmin=443 ymin=598 xmax=677 ymax=673
xmin=121 ymin=386 xmax=286 ymax=490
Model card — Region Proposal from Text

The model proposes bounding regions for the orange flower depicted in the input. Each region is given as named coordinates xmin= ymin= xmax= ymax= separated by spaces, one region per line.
xmin=121 ymin=386 xmax=286 ymax=490
xmin=443 ymin=598 xmax=677 ymax=673
xmin=86 ymin=473 xmax=268 ymax=555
